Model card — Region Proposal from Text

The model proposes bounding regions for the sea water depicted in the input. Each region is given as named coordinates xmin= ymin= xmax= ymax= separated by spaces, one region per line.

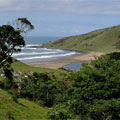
xmin=12 ymin=36 xmax=76 ymax=63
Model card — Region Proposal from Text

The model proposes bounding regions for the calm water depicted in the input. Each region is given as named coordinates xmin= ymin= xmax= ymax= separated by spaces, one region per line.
xmin=24 ymin=36 xmax=60 ymax=45
xmin=64 ymin=62 xmax=83 ymax=72
xmin=64 ymin=61 xmax=90 ymax=72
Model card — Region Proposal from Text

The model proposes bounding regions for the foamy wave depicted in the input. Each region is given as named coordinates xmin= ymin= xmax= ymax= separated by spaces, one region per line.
xmin=41 ymin=48 xmax=63 ymax=52
xmin=17 ymin=52 xmax=76 ymax=61
xmin=25 ymin=44 xmax=41 ymax=47
xmin=12 ymin=51 xmax=58 ymax=56
xmin=21 ymin=47 xmax=37 ymax=50
xmin=41 ymin=48 xmax=54 ymax=51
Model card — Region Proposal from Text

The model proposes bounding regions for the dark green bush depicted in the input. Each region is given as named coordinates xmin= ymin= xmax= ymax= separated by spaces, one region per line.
xmin=48 ymin=52 xmax=120 ymax=119
xmin=21 ymin=72 xmax=63 ymax=107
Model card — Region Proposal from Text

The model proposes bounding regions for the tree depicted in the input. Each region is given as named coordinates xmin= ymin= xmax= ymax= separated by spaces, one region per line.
xmin=0 ymin=18 xmax=34 ymax=80
xmin=21 ymin=72 xmax=60 ymax=107
xmin=8 ymin=18 xmax=34 ymax=35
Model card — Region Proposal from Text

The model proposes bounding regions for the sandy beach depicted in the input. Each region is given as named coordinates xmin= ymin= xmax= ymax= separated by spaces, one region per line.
xmin=27 ymin=51 xmax=103 ymax=69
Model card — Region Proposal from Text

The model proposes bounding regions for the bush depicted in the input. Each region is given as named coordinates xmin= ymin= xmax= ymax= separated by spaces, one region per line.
xmin=47 ymin=105 xmax=71 ymax=120
xmin=21 ymin=72 xmax=62 ymax=107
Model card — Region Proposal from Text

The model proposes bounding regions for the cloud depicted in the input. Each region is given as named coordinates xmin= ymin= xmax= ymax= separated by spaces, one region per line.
xmin=0 ymin=0 xmax=120 ymax=15
xmin=0 ymin=0 xmax=15 ymax=7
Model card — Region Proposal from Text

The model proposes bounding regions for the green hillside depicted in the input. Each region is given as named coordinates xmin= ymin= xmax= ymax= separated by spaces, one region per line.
xmin=0 ymin=89 xmax=48 ymax=119
xmin=42 ymin=25 xmax=120 ymax=53
xmin=11 ymin=58 xmax=69 ymax=81
xmin=12 ymin=58 xmax=67 ymax=73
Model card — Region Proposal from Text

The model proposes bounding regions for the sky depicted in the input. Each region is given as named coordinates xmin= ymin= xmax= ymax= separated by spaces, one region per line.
xmin=0 ymin=0 xmax=120 ymax=37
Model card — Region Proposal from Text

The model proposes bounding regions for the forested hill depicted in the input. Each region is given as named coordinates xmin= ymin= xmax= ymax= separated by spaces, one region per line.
xmin=42 ymin=25 xmax=120 ymax=53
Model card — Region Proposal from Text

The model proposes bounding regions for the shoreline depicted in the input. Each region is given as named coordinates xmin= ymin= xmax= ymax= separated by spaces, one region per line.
xmin=27 ymin=51 xmax=104 ymax=69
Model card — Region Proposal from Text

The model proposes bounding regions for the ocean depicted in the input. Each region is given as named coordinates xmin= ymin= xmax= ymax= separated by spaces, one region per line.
xmin=12 ymin=36 xmax=76 ymax=63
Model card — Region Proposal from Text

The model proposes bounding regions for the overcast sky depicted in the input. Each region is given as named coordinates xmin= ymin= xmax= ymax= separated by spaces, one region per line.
xmin=0 ymin=0 xmax=120 ymax=36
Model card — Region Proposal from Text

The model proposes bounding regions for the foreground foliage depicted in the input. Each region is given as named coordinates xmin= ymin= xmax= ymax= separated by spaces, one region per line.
xmin=48 ymin=52 xmax=120 ymax=119
xmin=0 ymin=59 xmax=69 ymax=120
xmin=1 ymin=52 xmax=120 ymax=119
xmin=21 ymin=72 xmax=67 ymax=107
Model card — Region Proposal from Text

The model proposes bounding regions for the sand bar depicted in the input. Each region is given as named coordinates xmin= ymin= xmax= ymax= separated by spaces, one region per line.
xmin=27 ymin=51 xmax=104 ymax=69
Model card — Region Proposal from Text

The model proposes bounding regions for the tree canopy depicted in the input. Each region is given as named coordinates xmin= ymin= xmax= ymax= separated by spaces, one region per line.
xmin=48 ymin=52 xmax=120 ymax=119
xmin=0 ymin=18 xmax=34 ymax=79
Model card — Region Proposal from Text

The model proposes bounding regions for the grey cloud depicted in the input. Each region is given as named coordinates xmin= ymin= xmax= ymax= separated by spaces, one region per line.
xmin=0 ymin=0 xmax=120 ymax=15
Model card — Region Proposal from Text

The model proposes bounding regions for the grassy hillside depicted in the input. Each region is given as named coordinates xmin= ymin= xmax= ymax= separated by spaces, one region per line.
xmin=42 ymin=25 xmax=120 ymax=53
xmin=12 ymin=58 xmax=67 ymax=73
xmin=0 ymin=88 xmax=48 ymax=119
xmin=11 ymin=59 xmax=69 ymax=81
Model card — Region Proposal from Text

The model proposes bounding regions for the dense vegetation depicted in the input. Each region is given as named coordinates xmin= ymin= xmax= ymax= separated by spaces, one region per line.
xmin=47 ymin=52 xmax=120 ymax=119
xmin=42 ymin=25 xmax=120 ymax=53
xmin=0 ymin=58 xmax=69 ymax=119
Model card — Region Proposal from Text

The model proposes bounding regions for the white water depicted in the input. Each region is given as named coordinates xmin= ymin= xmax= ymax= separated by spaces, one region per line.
xmin=13 ymin=44 xmax=77 ymax=63
xmin=12 ymin=37 xmax=78 ymax=63
xmin=17 ymin=52 xmax=76 ymax=60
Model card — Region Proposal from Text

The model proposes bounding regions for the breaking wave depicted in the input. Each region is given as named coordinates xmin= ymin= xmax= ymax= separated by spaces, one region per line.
xmin=12 ymin=51 xmax=58 ymax=57
xmin=17 ymin=52 xmax=76 ymax=60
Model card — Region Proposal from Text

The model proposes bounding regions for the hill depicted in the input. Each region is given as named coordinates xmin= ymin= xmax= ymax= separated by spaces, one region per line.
xmin=0 ymin=88 xmax=48 ymax=119
xmin=42 ymin=25 xmax=120 ymax=53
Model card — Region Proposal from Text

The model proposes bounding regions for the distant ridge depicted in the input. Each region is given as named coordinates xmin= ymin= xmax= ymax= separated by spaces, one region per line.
xmin=42 ymin=25 xmax=120 ymax=53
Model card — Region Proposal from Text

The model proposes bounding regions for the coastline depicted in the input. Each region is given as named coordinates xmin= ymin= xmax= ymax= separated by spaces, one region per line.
xmin=27 ymin=51 xmax=104 ymax=69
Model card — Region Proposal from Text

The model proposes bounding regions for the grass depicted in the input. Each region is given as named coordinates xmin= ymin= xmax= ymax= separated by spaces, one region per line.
xmin=0 ymin=88 xmax=48 ymax=120
xmin=42 ymin=25 xmax=120 ymax=53
xmin=11 ymin=58 xmax=69 ymax=81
